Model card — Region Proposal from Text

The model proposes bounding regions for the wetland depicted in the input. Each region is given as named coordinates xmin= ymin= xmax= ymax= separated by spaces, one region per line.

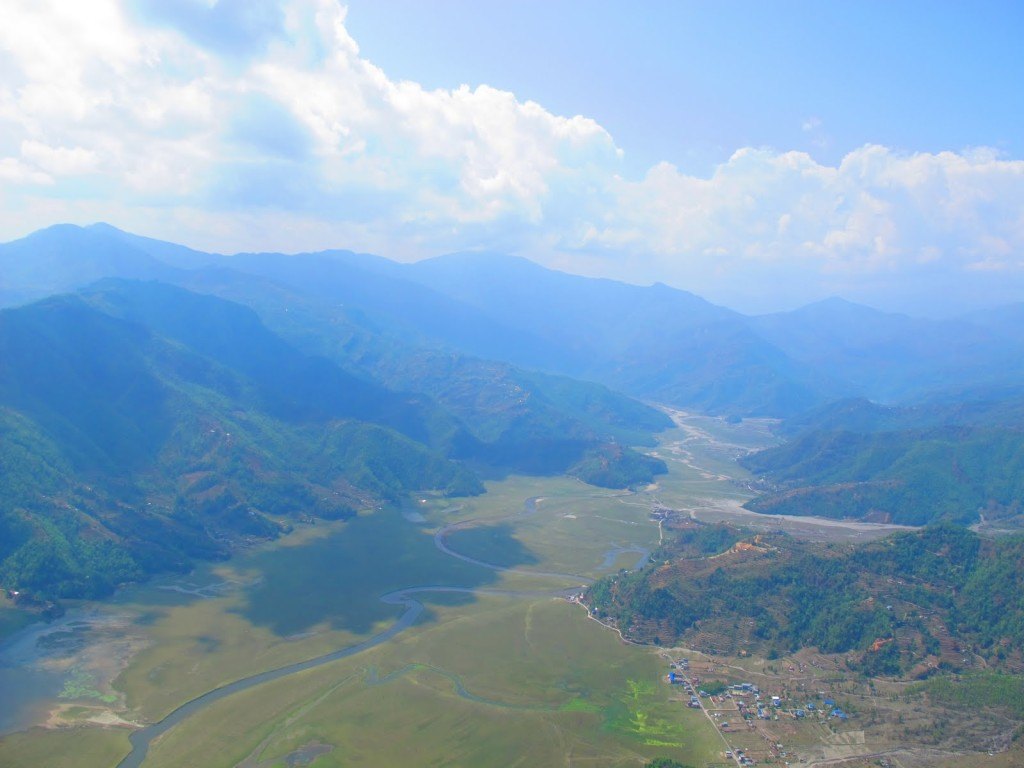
xmin=1 ymin=412 xmax=1001 ymax=768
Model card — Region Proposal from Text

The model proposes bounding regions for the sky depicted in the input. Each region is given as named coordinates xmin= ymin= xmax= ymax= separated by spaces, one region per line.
xmin=1 ymin=0 xmax=1023 ymax=315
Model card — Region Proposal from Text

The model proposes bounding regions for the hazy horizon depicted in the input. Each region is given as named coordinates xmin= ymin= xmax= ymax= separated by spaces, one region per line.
xmin=6 ymin=219 xmax=1011 ymax=321
xmin=2 ymin=1 xmax=1022 ymax=315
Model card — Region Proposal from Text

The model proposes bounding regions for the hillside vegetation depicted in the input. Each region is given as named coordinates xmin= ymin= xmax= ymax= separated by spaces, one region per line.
xmin=743 ymin=397 xmax=1024 ymax=525
xmin=0 ymin=282 xmax=669 ymax=601
xmin=587 ymin=522 xmax=1024 ymax=676
xmin=9 ymin=224 xmax=1024 ymax=421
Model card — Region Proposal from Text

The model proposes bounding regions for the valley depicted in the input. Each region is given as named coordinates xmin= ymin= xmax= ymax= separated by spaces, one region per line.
xmin=2 ymin=225 xmax=1023 ymax=768
xmin=0 ymin=412 xmax=756 ymax=767
xmin=0 ymin=418 xmax=685 ymax=767
xmin=5 ymin=413 xmax=1014 ymax=768
xmin=2 ymin=6 xmax=1021 ymax=766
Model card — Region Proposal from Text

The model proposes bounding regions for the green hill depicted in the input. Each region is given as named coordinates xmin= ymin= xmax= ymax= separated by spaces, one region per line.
xmin=0 ymin=291 xmax=481 ymax=600
xmin=741 ymin=424 xmax=1024 ymax=526
xmin=0 ymin=280 xmax=674 ymax=601
xmin=568 ymin=443 xmax=667 ymax=489
xmin=9 ymin=223 xmax=1024 ymax=420
xmin=156 ymin=269 xmax=674 ymax=475
xmin=587 ymin=522 xmax=1024 ymax=675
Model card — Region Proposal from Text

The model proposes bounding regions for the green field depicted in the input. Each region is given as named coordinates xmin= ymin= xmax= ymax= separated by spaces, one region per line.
xmin=138 ymin=597 xmax=721 ymax=768
xmin=0 ymin=727 xmax=130 ymax=768
xmin=0 ymin=417 xmax=769 ymax=768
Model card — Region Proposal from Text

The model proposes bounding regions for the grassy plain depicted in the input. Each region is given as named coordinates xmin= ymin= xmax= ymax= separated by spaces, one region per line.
xmin=0 ymin=727 xmax=129 ymax=768
xmin=111 ymin=506 xmax=500 ymax=722
xmin=440 ymin=486 xmax=659 ymax=579
xmin=142 ymin=597 xmax=722 ymax=768
xmin=114 ymin=465 xmax=723 ymax=767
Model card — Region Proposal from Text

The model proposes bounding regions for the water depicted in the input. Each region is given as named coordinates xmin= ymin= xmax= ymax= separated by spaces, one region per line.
xmin=0 ymin=662 xmax=64 ymax=734
xmin=0 ymin=612 xmax=93 ymax=735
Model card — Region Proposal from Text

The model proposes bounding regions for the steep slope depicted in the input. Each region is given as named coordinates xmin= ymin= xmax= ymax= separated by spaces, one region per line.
xmin=742 ymin=389 xmax=1024 ymax=526
xmin=161 ymin=269 xmax=674 ymax=476
xmin=15 ymin=223 xmax=1024 ymax=421
xmin=587 ymin=522 xmax=1024 ymax=675
xmin=206 ymin=250 xmax=569 ymax=370
xmin=742 ymin=425 xmax=1024 ymax=526
xmin=82 ymin=279 xmax=466 ymax=451
xmin=4 ymin=225 xmax=836 ymax=416
xmin=0 ymin=291 xmax=482 ymax=600
xmin=0 ymin=224 xmax=674 ymax=473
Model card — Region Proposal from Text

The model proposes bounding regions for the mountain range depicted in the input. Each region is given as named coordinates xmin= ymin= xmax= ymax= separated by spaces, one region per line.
xmin=3 ymin=222 xmax=1024 ymax=598
xmin=7 ymin=223 xmax=1024 ymax=417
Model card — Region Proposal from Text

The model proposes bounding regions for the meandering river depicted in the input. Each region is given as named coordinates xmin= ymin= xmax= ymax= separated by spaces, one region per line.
xmin=115 ymin=496 xmax=600 ymax=768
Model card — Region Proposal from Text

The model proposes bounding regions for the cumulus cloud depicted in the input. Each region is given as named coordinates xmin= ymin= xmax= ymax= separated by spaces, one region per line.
xmin=1 ymin=0 xmax=1023 ymax=314
xmin=582 ymin=146 xmax=1024 ymax=311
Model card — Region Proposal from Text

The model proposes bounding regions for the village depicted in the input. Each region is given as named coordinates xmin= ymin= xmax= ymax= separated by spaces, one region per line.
xmin=662 ymin=653 xmax=855 ymax=767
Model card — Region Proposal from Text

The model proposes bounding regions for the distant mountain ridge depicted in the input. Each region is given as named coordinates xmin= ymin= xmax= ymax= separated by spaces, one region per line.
xmin=6 ymin=223 xmax=1022 ymax=418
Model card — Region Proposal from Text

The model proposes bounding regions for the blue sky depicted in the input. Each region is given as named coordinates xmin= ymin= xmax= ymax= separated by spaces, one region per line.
xmin=1 ymin=1 xmax=1023 ymax=315
xmin=344 ymin=1 xmax=1024 ymax=174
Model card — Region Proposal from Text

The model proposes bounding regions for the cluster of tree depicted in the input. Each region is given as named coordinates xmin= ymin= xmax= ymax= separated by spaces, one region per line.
xmin=911 ymin=672 xmax=1024 ymax=719
xmin=660 ymin=522 xmax=743 ymax=559
xmin=568 ymin=443 xmax=667 ymax=489
xmin=586 ymin=522 xmax=1024 ymax=676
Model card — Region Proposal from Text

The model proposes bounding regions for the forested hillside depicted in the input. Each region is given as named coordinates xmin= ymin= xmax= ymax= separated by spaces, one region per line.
xmin=8 ymin=224 xmax=1024 ymax=420
xmin=0 ymin=282 xmax=670 ymax=601
xmin=742 ymin=394 xmax=1024 ymax=526
xmin=587 ymin=522 xmax=1024 ymax=676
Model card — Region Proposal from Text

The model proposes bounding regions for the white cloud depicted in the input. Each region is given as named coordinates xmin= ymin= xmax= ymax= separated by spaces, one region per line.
xmin=20 ymin=140 xmax=99 ymax=175
xmin=0 ymin=157 xmax=52 ymax=185
xmin=0 ymin=0 xmax=1023 ymax=314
